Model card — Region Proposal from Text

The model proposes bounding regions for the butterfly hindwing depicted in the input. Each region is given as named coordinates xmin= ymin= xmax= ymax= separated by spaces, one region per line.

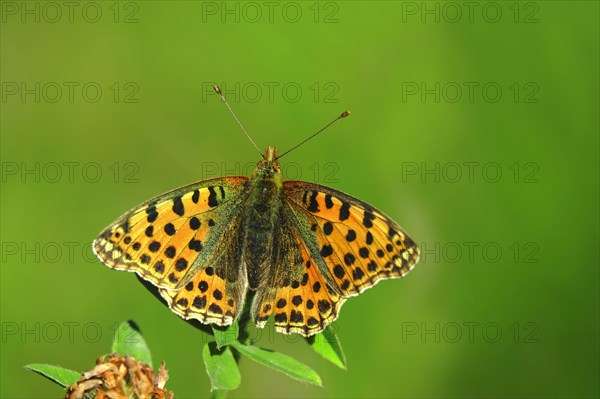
xmin=282 ymin=181 xmax=420 ymax=298
xmin=93 ymin=177 xmax=249 ymax=291
xmin=159 ymin=208 xmax=248 ymax=326
xmin=251 ymin=208 xmax=345 ymax=336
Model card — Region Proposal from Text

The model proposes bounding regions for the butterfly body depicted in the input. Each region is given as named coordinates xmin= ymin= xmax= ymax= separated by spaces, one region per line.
xmin=94 ymin=146 xmax=420 ymax=336
xmin=243 ymin=147 xmax=284 ymax=290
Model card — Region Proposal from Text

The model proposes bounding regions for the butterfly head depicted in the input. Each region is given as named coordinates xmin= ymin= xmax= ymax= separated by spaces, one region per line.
xmin=253 ymin=146 xmax=282 ymax=180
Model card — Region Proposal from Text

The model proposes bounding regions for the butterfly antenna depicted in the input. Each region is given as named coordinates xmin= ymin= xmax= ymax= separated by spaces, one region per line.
xmin=213 ymin=84 xmax=264 ymax=159
xmin=276 ymin=110 xmax=351 ymax=160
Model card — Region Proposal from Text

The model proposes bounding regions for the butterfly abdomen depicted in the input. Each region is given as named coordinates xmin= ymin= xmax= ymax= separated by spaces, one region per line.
xmin=243 ymin=176 xmax=283 ymax=289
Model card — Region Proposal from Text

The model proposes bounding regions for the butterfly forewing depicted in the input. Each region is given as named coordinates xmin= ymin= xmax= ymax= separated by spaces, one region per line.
xmin=93 ymin=177 xmax=248 ymax=292
xmin=282 ymin=181 xmax=420 ymax=298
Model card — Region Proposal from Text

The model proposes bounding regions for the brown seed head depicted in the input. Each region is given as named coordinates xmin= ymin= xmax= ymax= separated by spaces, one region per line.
xmin=65 ymin=354 xmax=173 ymax=399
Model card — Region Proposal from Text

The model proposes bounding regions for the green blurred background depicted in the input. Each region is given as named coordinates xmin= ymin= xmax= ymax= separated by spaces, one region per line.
xmin=1 ymin=1 xmax=598 ymax=398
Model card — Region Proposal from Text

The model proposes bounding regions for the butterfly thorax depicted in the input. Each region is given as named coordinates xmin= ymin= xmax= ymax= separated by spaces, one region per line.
xmin=243 ymin=146 xmax=284 ymax=289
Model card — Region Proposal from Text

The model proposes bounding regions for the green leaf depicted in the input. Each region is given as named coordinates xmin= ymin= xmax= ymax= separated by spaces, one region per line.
xmin=203 ymin=342 xmax=241 ymax=391
xmin=212 ymin=323 xmax=239 ymax=349
xmin=306 ymin=325 xmax=347 ymax=369
xmin=25 ymin=364 xmax=81 ymax=387
xmin=231 ymin=341 xmax=322 ymax=386
xmin=111 ymin=320 xmax=153 ymax=368
xmin=211 ymin=389 xmax=229 ymax=399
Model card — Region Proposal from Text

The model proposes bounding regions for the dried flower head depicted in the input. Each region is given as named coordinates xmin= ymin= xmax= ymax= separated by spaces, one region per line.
xmin=65 ymin=354 xmax=173 ymax=399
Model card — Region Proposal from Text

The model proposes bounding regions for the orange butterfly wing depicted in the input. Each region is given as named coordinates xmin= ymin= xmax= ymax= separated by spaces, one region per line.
xmin=93 ymin=177 xmax=249 ymax=325
xmin=251 ymin=181 xmax=420 ymax=336
xmin=250 ymin=205 xmax=345 ymax=336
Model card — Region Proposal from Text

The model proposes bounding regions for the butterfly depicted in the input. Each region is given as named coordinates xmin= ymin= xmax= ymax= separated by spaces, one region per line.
xmin=93 ymin=88 xmax=420 ymax=337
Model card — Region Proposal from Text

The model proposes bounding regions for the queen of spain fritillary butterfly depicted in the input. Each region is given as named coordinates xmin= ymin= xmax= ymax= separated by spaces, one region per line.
xmin=93 ymin=87 xmax=420 ymax=337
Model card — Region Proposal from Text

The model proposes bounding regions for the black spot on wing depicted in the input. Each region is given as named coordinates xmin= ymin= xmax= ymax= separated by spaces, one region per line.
xmin=176 ymin=298 xmax=188 ymax=307
xmin=148 ymin=241 xmax=160 ymax=252
xmin=363 ymin=211 xmax=375 ymax=228
xmin=146 ymin=204 xmax=158 ymax=222
xmin=198 ymin=280 xmax=208 ymax=292
xmin=165 ymin=246 xmax=176 ymax=258
xmin=290 ymin=310 xmax=303 ymax=323
xmin=346 ymin=229 xmax=356 ymax=242
xmin=353 ymin=267 xmax=365 ymax=281
xmin=325 ymin=194 xmax=334 ymax=209
xmin=189 ymin=217 xmax=201 ymax=230
xmin=208 ymin=187 xmax=219 ymax=207
xmin=344 ymin=253 xmax=355 ymax=266
xmin=320 ymin=245 xmax=333 ymax=257
xmin=275 ymin=313 xmax=287 ymax=323
xmin=359 ymin=247 xmax=370 ymax=258
xmin=318 ymin=300 xmax=331 ymax=314
xmin=193 ymin=295 xmax=206 ymax=309
xmin=189 ymin=239 xmax=202 ymax=252
xmin=172 ymin=196 xmax=185 ymax=216
xmin=339 ymin=202 xmax=350 ymax=221
xmin=175 ymin=258 xmax=188 ymax=271
xmin=323 ymin=222 xmax=333 ymax=235
xmin=153 ymin=261 xmax=164 ymax=273
xmin=164 ymin=223 xmax=176 ymax=236
xmin=120 ymin=220 xmax=130 ymax=234
xmin=307 ymin=191 xmax=319 ymax=213
xmin=209 ymin=303 xmax=223 ymax=315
